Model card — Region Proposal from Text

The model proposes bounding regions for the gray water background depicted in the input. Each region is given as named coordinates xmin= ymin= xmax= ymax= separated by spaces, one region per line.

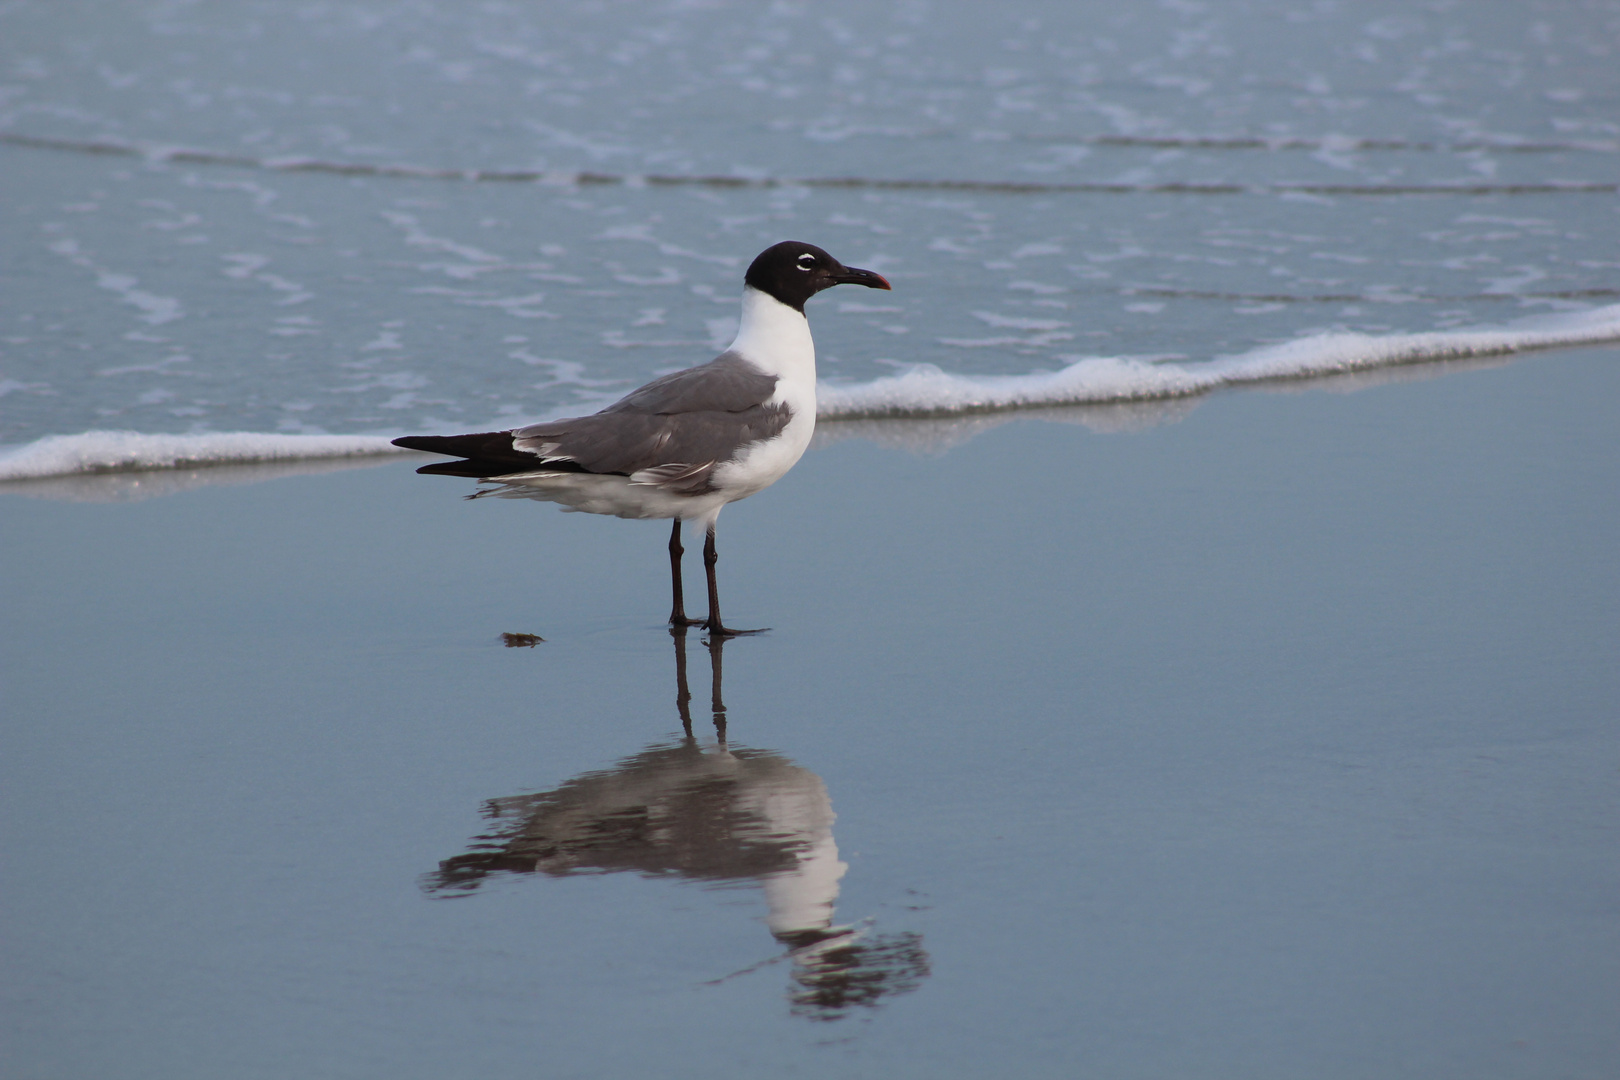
xmin=3 ymin=0 xmax=1618 ymax=444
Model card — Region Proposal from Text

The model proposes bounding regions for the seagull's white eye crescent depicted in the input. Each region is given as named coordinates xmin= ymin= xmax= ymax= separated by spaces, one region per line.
xmin=797 ymin=253 xmax=815 ymax=271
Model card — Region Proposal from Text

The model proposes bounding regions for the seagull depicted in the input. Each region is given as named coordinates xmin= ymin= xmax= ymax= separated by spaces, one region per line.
xmin=392 ymin=241 xmax=891 ymax=637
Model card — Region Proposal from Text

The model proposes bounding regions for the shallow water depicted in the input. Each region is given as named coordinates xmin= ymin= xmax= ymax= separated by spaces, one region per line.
xmin=4 ymin=348 xmax=1619 ymax=1078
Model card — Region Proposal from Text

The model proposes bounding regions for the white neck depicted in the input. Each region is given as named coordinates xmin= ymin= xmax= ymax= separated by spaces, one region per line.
xmin=728 ymin=285 xmax=815 ymax=382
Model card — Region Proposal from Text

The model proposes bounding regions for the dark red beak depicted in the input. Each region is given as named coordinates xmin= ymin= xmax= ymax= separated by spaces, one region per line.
xmin=835 ymin=266 xmax=891 ymax=290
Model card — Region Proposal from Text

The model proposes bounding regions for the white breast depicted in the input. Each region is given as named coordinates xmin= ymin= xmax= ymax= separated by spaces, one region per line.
xmin=710 ymin=286 xmax=818 ymax=499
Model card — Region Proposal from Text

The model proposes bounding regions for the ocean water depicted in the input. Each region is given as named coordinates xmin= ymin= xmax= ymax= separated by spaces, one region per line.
xmin=3 ymin=0 xmax=1618 ymax=473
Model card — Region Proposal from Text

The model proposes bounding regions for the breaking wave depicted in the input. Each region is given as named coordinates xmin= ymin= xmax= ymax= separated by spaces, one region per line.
xmin=0 ymin=431 xmax=400 ymax=482
xmin=817 ymin=304 xmax=1620 ymax=418
xmin=3 ymin=305 xmax=1616 ymax=484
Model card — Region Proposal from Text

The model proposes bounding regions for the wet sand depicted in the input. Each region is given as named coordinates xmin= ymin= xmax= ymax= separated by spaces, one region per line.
xmin=3 ymin=346 xmax=1618 ymax=1079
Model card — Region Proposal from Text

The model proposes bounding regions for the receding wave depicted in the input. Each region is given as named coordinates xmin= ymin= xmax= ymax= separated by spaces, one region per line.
xmin=0 ymin=431 xmax=400 ymax=483
xmin=3 ymin=307 xmax=1616 ymax=483
xmin=3 ymin=132 xmax=1614 ymax=196
xmin=817 ymin=304 xmax=1620 ymax=418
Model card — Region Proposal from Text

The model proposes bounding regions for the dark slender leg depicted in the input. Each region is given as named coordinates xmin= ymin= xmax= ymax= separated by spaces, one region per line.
xmin=702 ymin=524 xmax=766 ymax=638
xmin=668 ymin=519 xmax=701 ymax=627
xmin=671 ymin=625 xmax=694 ymax=737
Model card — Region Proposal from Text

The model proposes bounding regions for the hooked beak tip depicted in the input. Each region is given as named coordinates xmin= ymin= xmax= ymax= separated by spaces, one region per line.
xmin=842 ymin=266 xmax=891 ymax=290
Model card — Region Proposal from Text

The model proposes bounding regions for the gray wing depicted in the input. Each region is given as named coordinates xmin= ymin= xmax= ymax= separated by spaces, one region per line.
xmin=510 ymin=352 xmax=790 ymax=494
xmin=606 ymin=351 xmax=779 ymax=414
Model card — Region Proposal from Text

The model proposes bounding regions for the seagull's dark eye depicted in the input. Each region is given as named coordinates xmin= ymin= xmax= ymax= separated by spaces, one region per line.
xmin=796 ymin=253 xmax=815 ymax=271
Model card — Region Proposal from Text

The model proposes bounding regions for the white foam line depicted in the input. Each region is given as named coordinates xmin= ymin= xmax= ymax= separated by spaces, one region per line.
xmin=0 ymin=432 xmax=403 ymax=482
xmin=5 ymin=306 xmax=1617 ymax=482
xmin=817 ymin=304 xmax=1620 ymax=417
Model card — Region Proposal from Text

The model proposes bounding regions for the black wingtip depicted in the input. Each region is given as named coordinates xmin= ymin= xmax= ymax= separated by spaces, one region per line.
xmin=393 ymin=434 xmax=468 ymax=454
xmin=392 ymin=431 xmax=554 ymax=473
xmin=415 ymin=458 xmax=506 ymax=477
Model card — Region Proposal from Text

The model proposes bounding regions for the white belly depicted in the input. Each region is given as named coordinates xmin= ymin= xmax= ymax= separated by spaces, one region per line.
xmin=710 ymin=388 xmax=815 ymax=501
xmin=477 ymin=471 xmax=731 ymax=522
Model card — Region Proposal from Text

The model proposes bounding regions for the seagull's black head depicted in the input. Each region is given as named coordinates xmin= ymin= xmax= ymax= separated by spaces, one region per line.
xmin=744 ymin=241 xmax=891 ymax=313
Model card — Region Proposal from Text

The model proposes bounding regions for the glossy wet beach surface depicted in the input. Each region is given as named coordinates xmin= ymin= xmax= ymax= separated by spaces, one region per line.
xmin=5 ymin=349 xmax=1618 ymax=1078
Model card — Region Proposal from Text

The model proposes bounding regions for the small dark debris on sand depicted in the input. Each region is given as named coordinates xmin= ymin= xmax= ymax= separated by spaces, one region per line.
xmin=501 ymin=632 xmax=544 ymax=648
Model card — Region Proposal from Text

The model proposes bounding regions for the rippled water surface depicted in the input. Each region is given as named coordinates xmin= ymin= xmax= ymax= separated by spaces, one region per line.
xmin=3 ymin=0 xmax=1617 ymax=445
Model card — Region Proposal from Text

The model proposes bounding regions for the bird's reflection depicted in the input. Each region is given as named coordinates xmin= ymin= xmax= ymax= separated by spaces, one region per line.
xmin=426 ymin=630 xmax=928 ymax=1021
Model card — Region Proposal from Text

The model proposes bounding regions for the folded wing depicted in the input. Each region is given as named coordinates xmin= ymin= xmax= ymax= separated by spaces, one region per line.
xmin=392 ymin=352 xmax=789 ymax=494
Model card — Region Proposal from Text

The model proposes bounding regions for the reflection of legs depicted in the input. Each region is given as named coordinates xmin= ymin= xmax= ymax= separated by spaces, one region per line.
xmin=668 ymin=520 xmax=701 ymax=628
xmin=671 ymin=625 xmax=694 ymax=737
xmin=707 ymin=633 xmax=727 ymax=744
xmin=673 ymin=624 xmax=725 ymax=741
xmin=703 ymin=525 xmax=766 ymax=638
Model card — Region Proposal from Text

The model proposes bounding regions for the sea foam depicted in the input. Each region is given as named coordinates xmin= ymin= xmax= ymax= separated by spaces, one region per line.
xmin=0 ymin=431 xmax=401 ymax=482
xmin=3 ymin=305 xmax=1617 ymax=483
xmin=817 ymin=303 xmax=1620 ymax=418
